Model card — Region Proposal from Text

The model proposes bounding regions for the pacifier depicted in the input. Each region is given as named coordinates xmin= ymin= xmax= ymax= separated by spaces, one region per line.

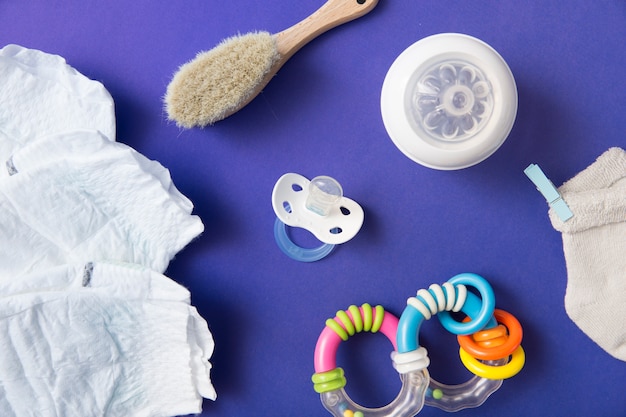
xmin=271 ymin=173 xmax=364 ymax=262
xmin=381 ymin=33 xmax=517 ymax=170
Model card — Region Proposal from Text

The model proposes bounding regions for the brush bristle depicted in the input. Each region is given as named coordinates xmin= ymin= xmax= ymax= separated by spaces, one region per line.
xmin=164 ymin=31 xmax=279 ymax=128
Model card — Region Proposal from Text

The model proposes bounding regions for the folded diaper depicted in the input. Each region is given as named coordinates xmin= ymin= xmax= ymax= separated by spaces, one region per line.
xmin=6 ymin=128 xmax=195 ymax=213
xmin=0 ymin=44 xmax=115 ymax=171
xmin=0 ymin=45 xmax=216 ymax=416
xmin=0 ymin=129 xmax=203 ymax=278
xmin=0 ymin=261 xmax=216 ymax=417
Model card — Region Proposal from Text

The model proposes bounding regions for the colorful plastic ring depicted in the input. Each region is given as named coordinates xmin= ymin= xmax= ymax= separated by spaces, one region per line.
xmin=396 ymin=275 xmax=501 ymax=412
xmin=437 ymin=273 xmax=496 ymax=335
xmin=274 ymin=217 xmax=335 ymax=262
xmin=459 ymin=345 xmax=525 ymax=380
xmin=312 ymin=304 xmax=429 ymax=417
xmin=314 ymin=304 xmax=397 ymax=373
xmin=397 ymin=290 xmax=496 ymax=353
xmin=457 ymin=309 xmax=523 ymax=360
xmin=471 ymin=324 xmax=509 ymax=347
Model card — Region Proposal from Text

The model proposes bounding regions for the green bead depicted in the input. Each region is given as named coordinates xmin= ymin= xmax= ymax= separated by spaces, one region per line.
xmin=362 ymin=303 xmax=373 ymax=331
xmin=349 ymin=305 xmax=363 ymax=333
xmin=326 ymin=318 xmax=349 ymax=341
xmin=372 ymin=305 xmax=385 ymax=333
xmin=312 ymin=368 xmax=347 ymax=393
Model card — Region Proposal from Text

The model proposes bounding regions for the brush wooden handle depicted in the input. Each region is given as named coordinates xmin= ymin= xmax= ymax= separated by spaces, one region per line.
xmin=274 ymin=0 xmax=379 ymax=63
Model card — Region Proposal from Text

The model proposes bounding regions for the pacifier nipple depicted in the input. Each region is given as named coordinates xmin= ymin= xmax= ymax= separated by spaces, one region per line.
xmin=306 ymin=176 xmax=343 ymax=217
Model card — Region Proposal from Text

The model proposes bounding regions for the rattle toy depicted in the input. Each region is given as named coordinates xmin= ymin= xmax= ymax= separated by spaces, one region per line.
xmin=312 ymin=274 xmax=525 ymax=416
xmin=272 ymin=173 xmax=364 ymax=262
xmin=312 ymin=303 xmax=429 ymax=417
xmin=396 ymin=273 xmax=525 ymax=412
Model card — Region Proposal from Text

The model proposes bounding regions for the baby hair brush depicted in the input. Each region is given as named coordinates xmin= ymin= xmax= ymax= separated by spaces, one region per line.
xmin=165 ymin=0 xmax=379 ymax=128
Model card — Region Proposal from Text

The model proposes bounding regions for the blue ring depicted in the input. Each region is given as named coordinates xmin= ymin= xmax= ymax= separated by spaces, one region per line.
xmin=396 ymin=273 xmax=497 ymax=353
xmin=273 ymin=218 xmax=335 ymax=262
xmin=437 ymin=273 xmax=496 ymax=335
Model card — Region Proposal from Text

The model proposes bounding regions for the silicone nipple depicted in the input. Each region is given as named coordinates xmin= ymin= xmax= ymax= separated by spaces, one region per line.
xmin=415 ymin=62 xmax=493 ymax=142
xmin=381 ymin=33 xmax=517 ymax=170
xmin=306 ymin=176 xmax=343 ymax=216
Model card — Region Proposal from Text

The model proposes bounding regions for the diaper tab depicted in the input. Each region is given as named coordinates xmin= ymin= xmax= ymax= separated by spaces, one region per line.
xmin=5 ymin=157 xmax=16 ymax=176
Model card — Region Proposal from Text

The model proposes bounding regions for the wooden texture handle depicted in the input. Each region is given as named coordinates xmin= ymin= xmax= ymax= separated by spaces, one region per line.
xmin=274 ymin=0 xmax=379 ymax=62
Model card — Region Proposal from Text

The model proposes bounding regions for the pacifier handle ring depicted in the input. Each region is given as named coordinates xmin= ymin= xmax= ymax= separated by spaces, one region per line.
xmin=274 ymin=217 xmax=335 ymax=262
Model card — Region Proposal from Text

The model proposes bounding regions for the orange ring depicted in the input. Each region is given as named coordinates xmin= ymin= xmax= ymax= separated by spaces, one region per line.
xmin=472 ymin=324 xmax=508 ymax=342
xmin=457 ymin=309 xmax=523 ymax=360
xmin=472 ymin=325 xmax=509 ymax=348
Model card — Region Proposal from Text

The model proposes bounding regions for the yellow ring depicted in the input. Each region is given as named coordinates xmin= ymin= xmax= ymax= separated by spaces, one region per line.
xmin=459 ymin=345 xmax=525 ymax=380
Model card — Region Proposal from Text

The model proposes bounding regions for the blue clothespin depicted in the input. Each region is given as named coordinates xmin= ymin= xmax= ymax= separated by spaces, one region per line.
xmin=524 ymin=164 xmax=573 ymax=222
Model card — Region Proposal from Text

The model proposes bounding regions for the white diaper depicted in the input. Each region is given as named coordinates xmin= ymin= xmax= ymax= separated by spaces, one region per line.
xmin=0 ymin=261 xmax=216 ymax=417
xmin=0 ymin=130 xmax=203 ymax=278
xmin=0 ymin=44 xmax=115 ymax=170
xmin=0 ymin=45 xmax=216 ymax=415
xmin=6 ymin=129 xmax=195 ymax=213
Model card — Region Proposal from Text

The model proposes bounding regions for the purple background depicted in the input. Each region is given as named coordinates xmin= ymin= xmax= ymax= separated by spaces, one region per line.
xmin=2 ymin=1 xmax=626 ymax=416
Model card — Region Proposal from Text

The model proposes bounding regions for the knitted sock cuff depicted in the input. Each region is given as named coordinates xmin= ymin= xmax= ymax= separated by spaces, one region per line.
xmin=550 ymin=147 xmax=626 ymax=234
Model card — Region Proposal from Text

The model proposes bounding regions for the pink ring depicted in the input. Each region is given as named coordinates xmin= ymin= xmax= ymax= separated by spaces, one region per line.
xmin=314 ymin=305 xmax=399 ymax=373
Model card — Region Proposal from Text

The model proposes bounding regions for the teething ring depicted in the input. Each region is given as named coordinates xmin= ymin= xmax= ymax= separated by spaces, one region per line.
xmin=459 ymin=345 xmax=526 ymax=380
xmin=458 ymin=309 xmax=523 ymax=360
xmin=314 ymin=304 xmax=397 ymax=373
xmin=312 ymin=304 xmax=429 ymax=417
xmin=397 ymin=274 xmax=504 ymax=412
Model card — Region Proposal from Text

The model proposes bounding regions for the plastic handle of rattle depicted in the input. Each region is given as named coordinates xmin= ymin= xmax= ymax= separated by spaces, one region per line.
xmin=319 ymin=369 xmax=429 ymax=417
